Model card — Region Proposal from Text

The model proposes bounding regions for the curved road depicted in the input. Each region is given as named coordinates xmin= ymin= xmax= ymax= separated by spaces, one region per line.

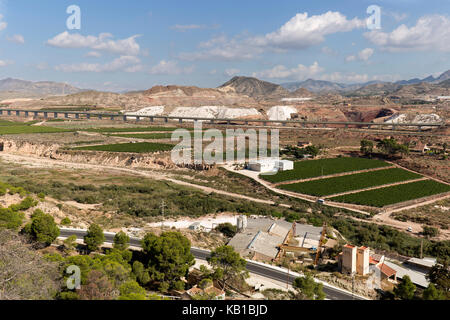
xmin=59 ymin=229 xmax=366 ymax=301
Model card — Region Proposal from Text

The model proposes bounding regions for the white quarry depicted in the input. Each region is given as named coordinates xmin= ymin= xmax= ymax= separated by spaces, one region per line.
xmin=267 ymin=106 xmax=298 ymax=121
xmin=124 ymin=106 xmax=165 ymax=119
xmin=169 ymin=106 xmax=261 ymax=120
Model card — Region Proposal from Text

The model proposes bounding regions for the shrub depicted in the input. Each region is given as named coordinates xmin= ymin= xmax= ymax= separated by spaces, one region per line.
xmin=215 ymin=223 xmax=237 ymax=237
xmin=61 ymin=217 xmax=72 ymax=226
xmin=30 ymin=212 xmax=60 ymax=246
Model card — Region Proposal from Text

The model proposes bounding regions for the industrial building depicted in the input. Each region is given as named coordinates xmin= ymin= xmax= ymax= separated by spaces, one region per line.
xmin=247 ymin=158 xmax=294 ymax=173
xmin=338 ymin=245 xmax=370 ymax=276
xmin=228 ymin=217 xmax=322 ymax=262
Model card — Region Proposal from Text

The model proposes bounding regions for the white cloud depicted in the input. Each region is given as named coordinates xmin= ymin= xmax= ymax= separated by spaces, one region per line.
xmin=321 ymin=46 xmax=338 ymax=56
xmin=365 ymin=15 xmax=450 ymax=52
xmin=180 ymin=11 xmax=365 ymax=61
xmin=85 ymin=51 xmax=102 ymax=58
xmin=0 ymin=14 xmax=7 ymax=31
xmin=346 ymin=48 xmax=374 ymax=62
xmin=35 ymin=62 xmax=49 ymax=70
xmin=0 ymin=60 xmax=13 ymax=67
xmin=55 ymin=56 xmax=141 ymax=73
xmin=252 ymin=62 xmax=323 ymax=81
xmin=224 ymin=68 xmax=240 ymax=77
xmin=47 ymin=32 xmax=141 ymax=56
xmin=249 ymin=11 xmax=365 ymax=50
xmin=7 ymin=34 xmax=24 ymax=44
xmin=148 ymin=60 xmax=194 ymax=75
xmin=319 ymin=72 xmax=370 ymax=84
xmin=171 ymin=24 xmax=220 ymax=32
xmin=385 ymin=11 xmax=408 ymax=22
xmin=179 ymin=35 xmax=258 ymax=61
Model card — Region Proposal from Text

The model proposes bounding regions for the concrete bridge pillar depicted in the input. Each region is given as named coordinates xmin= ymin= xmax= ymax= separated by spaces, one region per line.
xmin=150 ymin=117 xmax=154 ymax=122
xmin=136 ymin=116 xmax=140 ymax=122
xmin=65 ymin=113 xmax=69 ymax=119
xmin=123 ymin=115 xmax=127 ymax=121
xmin=75 ymin=113 xmax=79 ymax=119
xmin=0 ymin=110 xmax=3 ymax=115
xmin=179 ymin=118 xmax=183 ymax=124
xmin=16 ymin=111 xmax=20 ymax=116
xmin=263 ymin=122 xmax=267 ymax=126
xmin=43 ymin=112 xmax=48 ymax=119
xmin=164 ymin=117 xmax=168 ymax=123
xmin=7 ymin=110 xmax=11 ymax=116
xmin=86 ymin=114 xmax=91 ymax=120
xmin=24 ymin=111 xmax=29 ymax=117
xmin=110 ymin=115 xmax=115 ymax=121
xmin=54 ymin=112 xmax=58 ymax=118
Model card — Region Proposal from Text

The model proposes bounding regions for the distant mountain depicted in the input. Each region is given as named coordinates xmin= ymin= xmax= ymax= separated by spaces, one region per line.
xmin=0 ymin=78 xmax=82 ymax=97
xmin=436 ymin=70 xmax=450 ymax=82
xmin=280 ymin=69 xmax=450 ymax=94
xmin=219 ymin=76 xmax=289 ymax=97
xmin=282 ymin=79 xmax=347 ymax=93
xmin=439 ymin=79 xmax=450 ymax=88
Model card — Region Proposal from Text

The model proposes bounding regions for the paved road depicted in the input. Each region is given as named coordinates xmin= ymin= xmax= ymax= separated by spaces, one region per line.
xmin=59 ymin=229 xmax=364 ymax=301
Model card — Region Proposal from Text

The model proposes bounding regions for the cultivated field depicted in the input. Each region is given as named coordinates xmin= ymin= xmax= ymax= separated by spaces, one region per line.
xmin=110 ymin=133 xmax=175 ymax=139
xmin=73 ymin=142 xmax=174 ymax=153
xmin=261 ymin=157 xmax=391 ymax=183
xmin=279 ymin=168 xmax=422 ymax=197
xmin=85 ymin=126 xmax=180 ymax=133
xmin=0 ymin=120 xmax=70 ymax=134
xmin=329 ymin=180 xmax=450 ymax=207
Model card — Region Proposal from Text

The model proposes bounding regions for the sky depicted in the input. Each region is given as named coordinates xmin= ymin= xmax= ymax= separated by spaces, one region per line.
xmin=0 ymin=0 xmax=449 ymax=92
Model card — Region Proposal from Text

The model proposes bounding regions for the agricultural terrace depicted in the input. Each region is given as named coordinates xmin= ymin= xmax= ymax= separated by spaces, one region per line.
xmin=329 ymin=180 xmax=450 ymax=207
xmin=73 ymin=142 xmax=174 ymax=153
xmin=279 ymin=168 xmax=423 ymax=197
xmin=261 ymin=157 xmax=391 ymax=183
xmin=110 ymin=133 xmax=175 ymax=139
xmin=0 ymin=120 xmax=70 ymax=135
xmin=85 ymin=127 xmax=184 ymax=133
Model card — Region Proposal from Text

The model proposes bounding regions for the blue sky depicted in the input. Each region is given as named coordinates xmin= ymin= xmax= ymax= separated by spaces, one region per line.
xmin=0 ymin=0 xmax=449 ymax=91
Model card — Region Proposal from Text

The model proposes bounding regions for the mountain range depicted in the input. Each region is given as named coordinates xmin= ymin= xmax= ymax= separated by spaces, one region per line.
xmin=280 ymin=69 xmax=450 ymax=94
xmin=0 ymin=78 xmax=82 ymax=99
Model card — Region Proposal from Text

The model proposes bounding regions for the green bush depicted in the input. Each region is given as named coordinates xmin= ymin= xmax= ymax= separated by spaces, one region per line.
xmin=215 ymin=223 xmax=237 ymax=237
xmin=29 ymin=211 xmax=60 ymax=246
xmin=61 ymin=217 xmax=71 ymax=226
xmin=0 ymin=208 xmax=24 ymax=230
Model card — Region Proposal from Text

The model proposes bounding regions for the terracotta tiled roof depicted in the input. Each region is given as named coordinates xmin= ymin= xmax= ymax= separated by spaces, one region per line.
xmin=369 ymin=257 xmax=379 ymax=265
xmin=378 ymin=263 xmax=397 ymax=277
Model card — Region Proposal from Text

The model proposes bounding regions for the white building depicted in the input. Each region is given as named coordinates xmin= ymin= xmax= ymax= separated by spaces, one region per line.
xmin=248 ymin=158 xmax=294 ymax=173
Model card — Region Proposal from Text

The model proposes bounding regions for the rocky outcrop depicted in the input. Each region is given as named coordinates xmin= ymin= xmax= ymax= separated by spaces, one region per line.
xmin=0 ymin=139 xmax=177 ymax=169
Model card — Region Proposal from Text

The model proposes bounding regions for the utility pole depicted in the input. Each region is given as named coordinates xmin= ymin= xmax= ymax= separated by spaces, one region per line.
xmin=160 ymin=200 xmax=167 ymax=230
xmin=420 ymin=238 xmax=423 ymax=259
xmin=287 ymin=261 xmax=290 ymax=290
xmin=351 ymin=273 xmax=355 ymax=300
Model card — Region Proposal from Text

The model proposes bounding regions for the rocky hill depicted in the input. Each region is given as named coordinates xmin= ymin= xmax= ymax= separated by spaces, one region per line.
xmin=0 ymin=78 xmax=82 ymax=99
xmin=219 ymin=76 xmax=289 ymax=98
xmin=10 ymin=84 xmax=258 ymax=110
